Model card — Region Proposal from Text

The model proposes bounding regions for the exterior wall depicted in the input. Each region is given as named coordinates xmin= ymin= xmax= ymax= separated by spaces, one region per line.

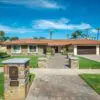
xmin=38 ymin=45 xmax=45 ymax=54
xmin=73 ymin=45 xmax=77 ymax=55
xmin=7 ymin=45 xmax=46 ymax=55
xmin=96 ymin=45 xmax=100 ymax=55
xmin=6 ymin=44 xmax=100 ymax=55
xmin=21 ymin=45 xmax=28 ymax=55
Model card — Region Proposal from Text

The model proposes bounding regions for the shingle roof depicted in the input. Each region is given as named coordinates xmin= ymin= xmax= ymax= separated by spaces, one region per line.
xmin=2 ymin=39 xmax=100 ymax=46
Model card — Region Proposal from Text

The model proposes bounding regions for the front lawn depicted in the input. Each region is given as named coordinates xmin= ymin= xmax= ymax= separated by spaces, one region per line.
xmin=0 ymin=59 xmax=4 ymax=67
xmin=80 ymin=74 xmax=100 ymax=94
xmin=0 ymin=73 xmax=4 ymax=99
xmin=79 ymin=57 xmax=100 ymax=69
xmin=0 ymin=55 xmax=38 ymax=68
xmin=11 ymin=56 xmax=38 ymax=68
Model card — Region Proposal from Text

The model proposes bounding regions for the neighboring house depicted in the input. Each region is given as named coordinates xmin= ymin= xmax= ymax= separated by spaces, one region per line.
xmin=2 ymin=39 xmax=100 ymax=55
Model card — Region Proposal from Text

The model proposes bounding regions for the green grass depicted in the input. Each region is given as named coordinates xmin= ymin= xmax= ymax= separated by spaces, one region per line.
xmin=80 ymin=74 xmax=100 ymax=94
xmin=0 ymin=59 xmax=4 ymax=67
xmin=11 ymin=56 xmax=38 ymax=68
xmin=0 ymin=73 xmax=4 ymax=98
xmin=0 ymin=55 xmax=38 ymax=68
xmin=79 ymin=57 xmax=100 ymax=69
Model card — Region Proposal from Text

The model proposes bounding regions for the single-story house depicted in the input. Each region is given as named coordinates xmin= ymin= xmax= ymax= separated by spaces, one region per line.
xmin=1 ymin=39 xmax=100 ymax=55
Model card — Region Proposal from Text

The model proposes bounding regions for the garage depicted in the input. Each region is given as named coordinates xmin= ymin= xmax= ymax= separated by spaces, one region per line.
xmin=77 ymin=46 xmax=96 ymax=54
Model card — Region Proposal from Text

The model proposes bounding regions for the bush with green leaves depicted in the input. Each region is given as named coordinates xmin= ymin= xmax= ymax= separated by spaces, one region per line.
xmin=0 ymin=52 xmax=10 ymax=58
xmin=68 ymin=46 xmax=73 ymax=52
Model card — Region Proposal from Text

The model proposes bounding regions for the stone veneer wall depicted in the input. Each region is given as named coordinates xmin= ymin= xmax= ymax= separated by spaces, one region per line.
xmin=21 ymin=45 xmax=28 ymax=55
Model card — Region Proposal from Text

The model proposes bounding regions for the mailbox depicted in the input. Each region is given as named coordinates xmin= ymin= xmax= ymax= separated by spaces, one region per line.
xmin=2 ymin=58 xmax=30 ymax=100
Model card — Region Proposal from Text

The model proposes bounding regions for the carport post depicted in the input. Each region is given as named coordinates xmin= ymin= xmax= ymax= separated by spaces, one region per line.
xmin=96 ymin=45 xmax=100 ymax=55
xmin=74 ymin=45 xmax=77 ymax=55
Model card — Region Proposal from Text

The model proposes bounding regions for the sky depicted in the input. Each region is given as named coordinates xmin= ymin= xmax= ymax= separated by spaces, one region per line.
xmin=0 ymin=0 xmax=100 ymax=39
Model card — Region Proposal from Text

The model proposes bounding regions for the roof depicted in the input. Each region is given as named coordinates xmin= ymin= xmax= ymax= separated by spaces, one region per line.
xmin=2 ymin=39 xmax=100 ymax=46
xmin=2 ymin=58 xmax=30 ymax=64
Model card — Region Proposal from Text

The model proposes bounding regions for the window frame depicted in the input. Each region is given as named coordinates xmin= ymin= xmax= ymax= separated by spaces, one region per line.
xmin=28 ymin=45 xmax=38 ymax=53
xmin=11 ymin=45 xmax=21 ymax=53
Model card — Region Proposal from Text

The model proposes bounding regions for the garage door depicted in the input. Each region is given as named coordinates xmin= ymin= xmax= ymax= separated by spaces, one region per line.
xmin=77 ymin=46 xmax=96 ymax=54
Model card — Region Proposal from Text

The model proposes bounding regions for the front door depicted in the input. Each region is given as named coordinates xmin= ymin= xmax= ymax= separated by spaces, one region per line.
xmin=43 ymin=47 xmax=47 ymax=54
xmin=55 ymin=46 xmax=58 ymax=53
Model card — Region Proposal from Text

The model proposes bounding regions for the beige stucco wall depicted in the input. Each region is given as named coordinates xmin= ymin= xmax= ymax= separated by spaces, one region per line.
xmin=0 ymin=45 xmax=7 ymax=52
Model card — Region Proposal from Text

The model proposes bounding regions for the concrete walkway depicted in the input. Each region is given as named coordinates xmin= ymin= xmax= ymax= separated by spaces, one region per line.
xmin=47 ymin=54 xmax=68 ymax=69
xmin=78 ymin=55 xmax=100 ymax=62
xmin=26 ymin=71 xmax=100 ymax=100
xmin=26 ymin=54 xmax=100 ymax=100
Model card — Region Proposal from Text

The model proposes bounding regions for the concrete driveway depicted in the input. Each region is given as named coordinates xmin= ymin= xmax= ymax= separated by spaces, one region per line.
xmin=26 ymin=74 xmax=100 ymax=100
xmin=78 ymin=55 xmax=100 ymax=62
xmin=47 ymin=54 xmax=69 ymax=69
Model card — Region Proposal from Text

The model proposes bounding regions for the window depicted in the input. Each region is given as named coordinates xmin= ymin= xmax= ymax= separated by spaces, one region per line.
xmin=28 ymin=45 xmax=38 ymax=53
xmin=12 ymin=45 xmax=21 ymax=53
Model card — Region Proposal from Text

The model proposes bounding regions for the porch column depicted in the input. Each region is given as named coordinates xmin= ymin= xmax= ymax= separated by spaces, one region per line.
xmin=74 ymin=45 xmax=77 ymax=55
xmin=96 ymin=45 xmax=100 ymax=55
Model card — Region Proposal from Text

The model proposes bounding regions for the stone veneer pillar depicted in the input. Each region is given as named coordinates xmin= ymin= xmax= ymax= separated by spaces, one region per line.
xmin=3 ymin=58 xmax=30 ymax=100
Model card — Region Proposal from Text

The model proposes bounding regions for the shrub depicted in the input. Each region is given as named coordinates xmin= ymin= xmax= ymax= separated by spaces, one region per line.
xmin=0 ymin=52 xmax=10 ymax=58
xmin=28 ymin=73 xmax=35 ymax=84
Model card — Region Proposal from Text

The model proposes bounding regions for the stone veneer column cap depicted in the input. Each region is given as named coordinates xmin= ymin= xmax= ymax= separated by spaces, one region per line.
xmin=2 ymin=58 xmax=30 ymax=64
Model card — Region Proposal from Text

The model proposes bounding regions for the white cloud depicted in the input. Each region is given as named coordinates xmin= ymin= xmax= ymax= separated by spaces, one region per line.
xmin=0 ymin=0 xmax=65 ymax=9
xmin=91 ymin=29 xmax=97 ymax=33
xmin=0 ymin=24 xmax=35 ymax=33
xmin=33 ymin=18 xmax=91 ymax=30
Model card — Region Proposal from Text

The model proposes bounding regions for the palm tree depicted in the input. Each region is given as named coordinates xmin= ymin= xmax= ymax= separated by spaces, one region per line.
xmin=0 ymin=31 xmax=5 ymax=41
xmin=49 ymin=29 xmax=54 ymax=39
xmin=66 ymin=33 xmax=69 ymax=39
xmin=72 ymin=30 xmax=82 ymax=39
xmin=85 ymin=28 xmax=91 ymax=38
xmin=10 ymin=37 xmax=19 ymax=41
xmin=76 ymin=30 xmax=82 ymax=39
xmin=72 ymin=32 xmax=77 ymax=39
xmin=96 ymin=28 xmax=100 ymax=40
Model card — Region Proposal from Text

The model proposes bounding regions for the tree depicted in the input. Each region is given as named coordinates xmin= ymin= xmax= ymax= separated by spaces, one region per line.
xmin=72 ymin=30 xmax=83 ymax=39
xmin=10 ymin=37 xmax=19 ymax=41
xmin=84 ymin=28 xmax=91 ymax=38
xmin=0 ymin=31 xmax=5 ymax=41
xmin=3 ymin=37 xmax=10 ymax=41
xmin=96 ymin=28 xmax=100 ymax=40
xmin=33 ymin=37 xmax=38 ymax=39
xmin=72 ymin=32 xmax=77 ymax=39
xmin=39 ymin=37 xmax=46 ymax=39
xmin=33 ymin=37 xmax=46 ymax=39
xmin=49 ymin=29 xmax=54 ymax=39
xmin=66 ymin=33 xmax=69 ymax=39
